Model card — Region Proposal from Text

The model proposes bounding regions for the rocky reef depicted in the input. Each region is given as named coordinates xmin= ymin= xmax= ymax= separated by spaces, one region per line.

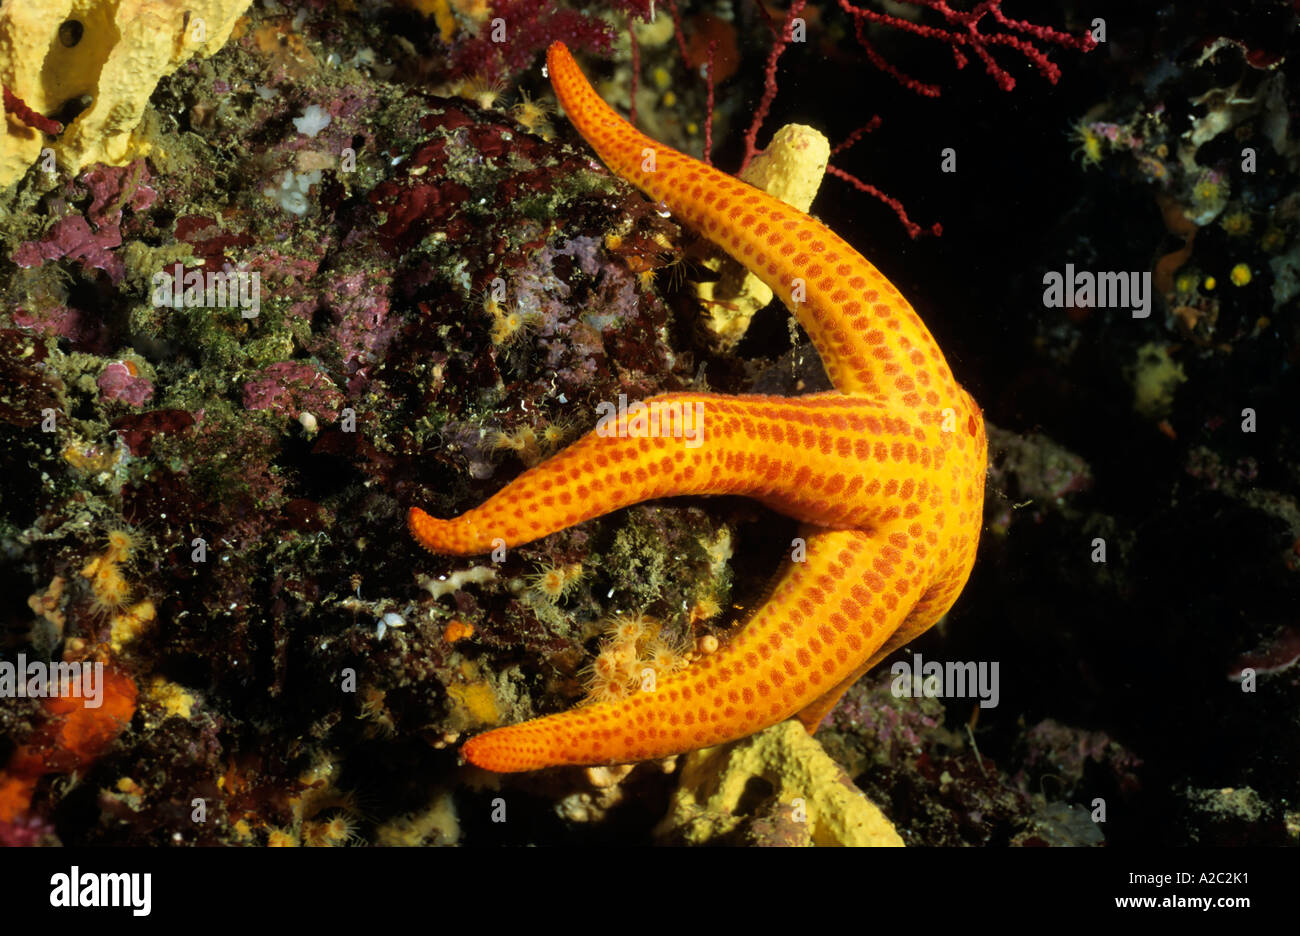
xmin=1 ymin=0 xmax=1297 ymax=847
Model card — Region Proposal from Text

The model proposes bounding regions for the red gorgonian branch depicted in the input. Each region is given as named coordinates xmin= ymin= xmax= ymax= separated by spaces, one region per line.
xmin=828 ymin=116 xmax=941 ymax=239
xmin=703 ymin=38 xmax=718 ymax=166
xmin=736 ymin=0 xmax=1093 ymax=236
xmin=836 ymin=0 xmax=1098 ymax=97
xmin=740 ymin=0 xmax=807 ymax=174
xmin=3 ymin=86 xmax=62 ymax=136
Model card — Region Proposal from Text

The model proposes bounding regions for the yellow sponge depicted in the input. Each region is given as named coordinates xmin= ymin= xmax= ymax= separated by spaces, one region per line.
xmin=694 ymin=125 xmax=831 ymax=349
xmin=0 ymin=0 xmax=252 ymax=189
xmin=658 ymin=720 xmax=904 ymax=846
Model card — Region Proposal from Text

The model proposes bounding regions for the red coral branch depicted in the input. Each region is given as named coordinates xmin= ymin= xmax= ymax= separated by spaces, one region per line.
xmin=628 ymin=16 xmax=640 ymax=126
xmin=826 ymin=164 xmax=941 ymax=239
xmin=703 ymin=39 xmax=718 ymax=166
xmin=836 ymin=0 xmax=1097 ymax=96
xmin=3 ymin=86 xmax=62 ymax=136
xmin=660 ymin=0 xmax=692 ymax=64
xmin=827 ymin=117 xmax=940 ymax=239
xmin=740 ymin=0 xmax=807 ymax=173
xmin=732 ymin=1 xmax=1091 ymax=236
xmin=831 ymin=115 xmax=883 ymax=157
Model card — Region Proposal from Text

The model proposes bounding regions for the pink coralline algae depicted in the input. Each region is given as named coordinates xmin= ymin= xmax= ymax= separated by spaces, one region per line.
xmin=13 ymin=214 xmax=125 ymax=282
xmin=11 ymin=160 xmax=156 ymax=284
xmin=97 ymin=361 xmax=154 ymax=406
xmin=831 ymin=673 xmax=940 ymax=749
xmin=242 ymin=361 xmax=344 ymax=421
xmin=111 ymin=409 xmax=198 ymax=457
xmin=84 ymin=161 xmax=157 ymax=224
xmin=12 ymin=304 xmax=105 ymax=349
xmin=0 ymin=812 xmax=53 ymax=848
xmin=318 ymin=268 xmax=397 ymax=393
xmin=1019 ymin=719 xmax=1143 ymax=796
xmin=515 ymin=236 xmax=639 ymax=390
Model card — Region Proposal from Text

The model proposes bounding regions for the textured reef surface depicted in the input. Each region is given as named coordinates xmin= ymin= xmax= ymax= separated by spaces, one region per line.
xmin=0 ymin=0 xmax=1297 ymax=846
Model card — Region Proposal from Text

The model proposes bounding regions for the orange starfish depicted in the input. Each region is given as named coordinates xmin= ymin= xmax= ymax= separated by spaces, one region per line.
xmin=408 ymin=42 xmax=987 ymax=772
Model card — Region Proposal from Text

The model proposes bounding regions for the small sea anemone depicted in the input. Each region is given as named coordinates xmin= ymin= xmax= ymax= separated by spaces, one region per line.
xmin=1173 ymin=269 xmax=1200 ymax=296
xmin=84 ymin=555 xmax=131 ymax=618
xmin=485 ymin=296 xmax=540 ymax=348
xmin=1260 ymin=226 xmax=1286 ymax=252
xmin=491 ymin=426 xmax=541 ymax=465
xmin=526 ymin=561 xmax=584 ymax=600
xmin=688 ymin=595 xmax=722 ymax=625
xmin=603 ymin=682 xmax=632 ymax=705
xmin=647 ymin=638 xmax=688 ymax=677
xmin=457 ymin=74 xmax=507 ymax=110
xmin=537 ymin=416 xmax=575 ymax=453
xmin=613 ymin=614 xmax=650 ymax=645
xmin=511 ymin=89 xmax=553 ymax=137
xmin=592 ymin=649 xmax=621 ymax=682
xmin=582 ymin=651 xmax=626 ymax=704
xmin=104 ymin=527 xmax=140 ymax=565
xmin=610 ymin=639 xmax=638 ymax=671
xmin=302 ymin=811 xmax=362 ymax=847
xmin=1220 ymin=210 xmax=1252 ymax=237
xmin=1070 ymin=121 xmax=1105 ymax=169
xmin=266 ymin=827 xmax=298 ymax=847
xmin=1191 ymin=171 xmax=1230 ymax=208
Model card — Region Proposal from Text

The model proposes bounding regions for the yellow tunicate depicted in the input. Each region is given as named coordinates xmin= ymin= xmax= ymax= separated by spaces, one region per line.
xmin=662 ymin=91 xmax=677 ymax=108
xmin=1204 ymin=276 xmax=1217 ymax=291
xmin=632 ymin=11 xmax=676 ymax=49
xmin=144 ymin=674 xmax=196 ymax=721
xmin=0 ymin=0 xmax=252 ymax=188
xmin=1230 ymin=263 xmax=1251 ymax=286
xmin=652 ymin=66 xmax=671 ymax=91
xmin=1132 ymin=342 xmax=1186 ymax=420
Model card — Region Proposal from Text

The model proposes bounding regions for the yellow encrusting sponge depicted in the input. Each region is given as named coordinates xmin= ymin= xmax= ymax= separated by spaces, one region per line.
xmin=0 ymin=0 xmax=252 ymax=188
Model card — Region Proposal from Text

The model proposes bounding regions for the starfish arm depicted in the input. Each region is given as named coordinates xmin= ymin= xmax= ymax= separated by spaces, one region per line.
xmin=408 ymin=44 xmax=989 ymax=774
xmin=409 ymin=391 xmax=953 ymax=555
xmin=462 ymin=527 xmax=932 ymax=771
xmin=547 ymin=41 xmax=962 ymax=410
xmin=794 ymin=554 xmax=981 ymax=733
